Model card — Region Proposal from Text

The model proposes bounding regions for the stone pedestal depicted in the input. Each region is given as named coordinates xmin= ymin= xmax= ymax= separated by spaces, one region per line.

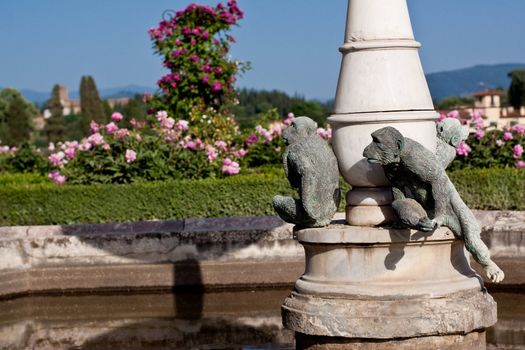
xmin=282 ymin=223 xmax=497 ymax=349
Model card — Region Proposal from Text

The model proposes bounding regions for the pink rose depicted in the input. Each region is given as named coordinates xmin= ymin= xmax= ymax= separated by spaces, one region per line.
xmin=503 ymin=132 xmax=513 ymax=141
xmin=183 ymin=140 xmax=197 ymax=150
xmin=447 ymin=110 xmax=460 ymax=119
xmin=245 ymin=134 xmax=258 ymax=146
xmin=222 ymin=158 xmax=240 ymax=175
xmin=115 ymin=128 xmax=130 ymax=140
xmin=475 ymin=129 xmax=485 ymax=140
xmin=175 ymin=120 xmax=189 ymax=131
xmin=111 ymin=112 xmax=124 ymax=122
xmin=211 ymin=81 xmax=223 ymax=92
xmin=515 ymin=160 xmax=525 ymax=168
xmin=236 ymin=148 xmax=247 ymax=158
xmin=512 ymin=124 xmax=525 ymax=135
xmin=156 ymin=111 xmax=168 ymax=120
xmin=88 ymin=133 xmax=105 ymax=146
xmin=284 ymin=113 xmax=295 ymax=126
xmin=48 ymin=171 xmax=66 ymax=185
xmin=215 ymin=140 xmax=228 ymax=151
xmin=48 ymin=151 xmax=65 ymax=166
xmin=206 ymin=146 xmax=218 ymax=162
xmin=90 ymin=120 xmax=100 ymax=134
xmin=161 ymin=117 xmax=175 ymax=129
xmin=125 ymin=149 xmax=137 ymax=163
xmin=513 ymin=144 xmax=524 ymax=159
xmin=79 ymin=140 xmax=92 ymax=151
xmin=105 ymin=122 xmax=119 ymax=135
xmin=64 ymin=147 xmax=76 ymax=159
xmin=456 ymin=141 xmax=471 ymax=157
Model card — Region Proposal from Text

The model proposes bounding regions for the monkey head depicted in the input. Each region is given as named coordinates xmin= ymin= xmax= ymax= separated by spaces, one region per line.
xmin=282 ymin=116 xmax=318 ymax=145
xmin=436 ymin=118 xmax=468 ymax=147
xmin=363 ymin=127 xmax=405 ymax=165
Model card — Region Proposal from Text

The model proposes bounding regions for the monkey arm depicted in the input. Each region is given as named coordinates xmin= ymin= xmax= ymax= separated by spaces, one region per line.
xmin=301 ymin=172 xmax=323 ymax=222
xmin=286 ymin=150 xmax=302 ymax=189
xmin=435 ymin=139 xmax=456 ymax=170
xmin=430 ymin=174 xmax=452 ymax=226
xmin=282 ymin=148 xmax=290 ymax=178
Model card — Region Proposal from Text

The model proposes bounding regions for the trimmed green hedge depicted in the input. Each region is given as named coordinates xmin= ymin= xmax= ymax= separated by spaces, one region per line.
xmin=0 ymin=168 xmax=522 ymax=226
xmin=448 ymin=168 xmax=525 ymax=211
xmin=0 ymin=173 xmax=295 ymax=226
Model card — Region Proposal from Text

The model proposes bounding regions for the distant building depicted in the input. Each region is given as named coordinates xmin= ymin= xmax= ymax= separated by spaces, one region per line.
xmin=439 ymin=89 xmax=525 ymax=129
xmin=472 ymin=89 xmax=525 ymax=128
xmin=38 ymin=85 xmax=130 ymax=130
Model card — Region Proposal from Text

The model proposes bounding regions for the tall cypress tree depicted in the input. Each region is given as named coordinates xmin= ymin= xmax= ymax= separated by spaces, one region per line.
xmin=4 ymin=92 xmax=36 ymax=145
xmin=80 ymin=75 xmax=105 ymax=133
xmin=45 ymin=84 xmax=65 ymax=143
xmin=508 ymin=70 xmax=525 ymax=110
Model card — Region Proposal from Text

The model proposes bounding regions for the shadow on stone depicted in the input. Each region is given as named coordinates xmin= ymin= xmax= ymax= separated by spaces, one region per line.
xmin=384 ymin=229 xmax=433 ymax=270
xmin=449 ymin=241 xmax=485 ymax=291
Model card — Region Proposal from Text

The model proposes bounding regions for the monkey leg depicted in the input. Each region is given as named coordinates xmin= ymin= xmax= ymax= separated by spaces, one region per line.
xmin=272 ymin=195 xmax=313 ymax=227
xmin=392 ymin=198 xmax=434 ymax=232
xmin=463 ymin=229 xmax=505 ymax=283
xmin=448 ymin=193 xmax=505 ymax=283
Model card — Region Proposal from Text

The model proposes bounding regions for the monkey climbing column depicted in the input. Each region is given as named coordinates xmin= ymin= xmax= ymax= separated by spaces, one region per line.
xmin=327 ymin=0 xmax=437 ymax=226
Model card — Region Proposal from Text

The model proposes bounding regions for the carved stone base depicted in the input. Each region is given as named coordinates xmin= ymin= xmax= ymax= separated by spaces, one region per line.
xmin=296 ymin=331 xmax=486 ymax=350
xmin=282 ymin=224 xmax=497 ymax=348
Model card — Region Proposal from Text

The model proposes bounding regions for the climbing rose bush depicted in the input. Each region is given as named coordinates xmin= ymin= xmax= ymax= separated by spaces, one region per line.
xmin=148 ymin=0 xmax=247 ymax=123
xmin=439 ymin=110 xmax=525 ymax=170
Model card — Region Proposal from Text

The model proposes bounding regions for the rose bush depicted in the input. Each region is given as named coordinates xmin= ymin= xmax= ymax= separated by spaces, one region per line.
xmin=44 ymin=111 xmax=255 ymax=184
xmin=439 ymin=110 xmax=524 ymax=170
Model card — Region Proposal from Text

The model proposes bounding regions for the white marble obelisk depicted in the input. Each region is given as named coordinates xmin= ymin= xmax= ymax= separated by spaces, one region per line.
xmin=328 ymin=0 xmax=437 ymax=226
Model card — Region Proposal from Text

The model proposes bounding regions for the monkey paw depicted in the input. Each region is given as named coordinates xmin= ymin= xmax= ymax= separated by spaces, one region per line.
xmin=485 ymin=263 xmax=505 ymax=283
xmin=416 ymin=218 xmax=435 ymax=232
xmin=431 ymin=216 xmax=445 ymax=229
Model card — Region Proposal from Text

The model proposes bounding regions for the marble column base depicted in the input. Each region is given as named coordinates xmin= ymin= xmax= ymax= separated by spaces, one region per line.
xmin=345 ymin=187 xmax=395 ymax=226
xmin=282 ymin=224 xmax=497 ymax=348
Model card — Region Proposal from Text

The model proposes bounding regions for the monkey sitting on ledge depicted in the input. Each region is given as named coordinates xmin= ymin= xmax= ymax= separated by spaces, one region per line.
xmin=272 ymin=117 xmax=340 ymax=228
xmin=363 ymin=126 xmax=504 ymax=283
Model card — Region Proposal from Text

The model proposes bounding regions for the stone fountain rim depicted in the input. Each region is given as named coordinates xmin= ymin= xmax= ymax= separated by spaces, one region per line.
xmin=296 ymin=225 xmax=454 ymax=244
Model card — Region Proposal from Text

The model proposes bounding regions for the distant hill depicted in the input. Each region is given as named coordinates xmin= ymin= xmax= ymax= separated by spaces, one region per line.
xmin=426 ymin=63 xmax=525 ymax=102
xmin=69 ymin=85 xmax=156 ymax=100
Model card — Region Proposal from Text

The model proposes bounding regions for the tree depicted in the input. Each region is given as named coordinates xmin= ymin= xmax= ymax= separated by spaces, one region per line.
xmin=231 ymin=88 xmax=332 ymax=129
xmin=112 ymin=94 xmax=148 ymax=127
xmin=44 ymin=84 xmax=65 ymax=143
xmin=435 ymin=96 xmax=474 ymax=110
xmin=508 ymin=70 xmax=525 ymax=110
xmin=79 ymin=75 xmax=105 ymax=133
xmin=5 ymin=95 xmax=35 ymax=145
xmin=0 ymin=88 xmax=36 ymax=145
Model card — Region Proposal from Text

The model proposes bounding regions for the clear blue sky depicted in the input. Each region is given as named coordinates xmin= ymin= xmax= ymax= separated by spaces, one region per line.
xmin=0 ymin=0 xmax=524 ymax=100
